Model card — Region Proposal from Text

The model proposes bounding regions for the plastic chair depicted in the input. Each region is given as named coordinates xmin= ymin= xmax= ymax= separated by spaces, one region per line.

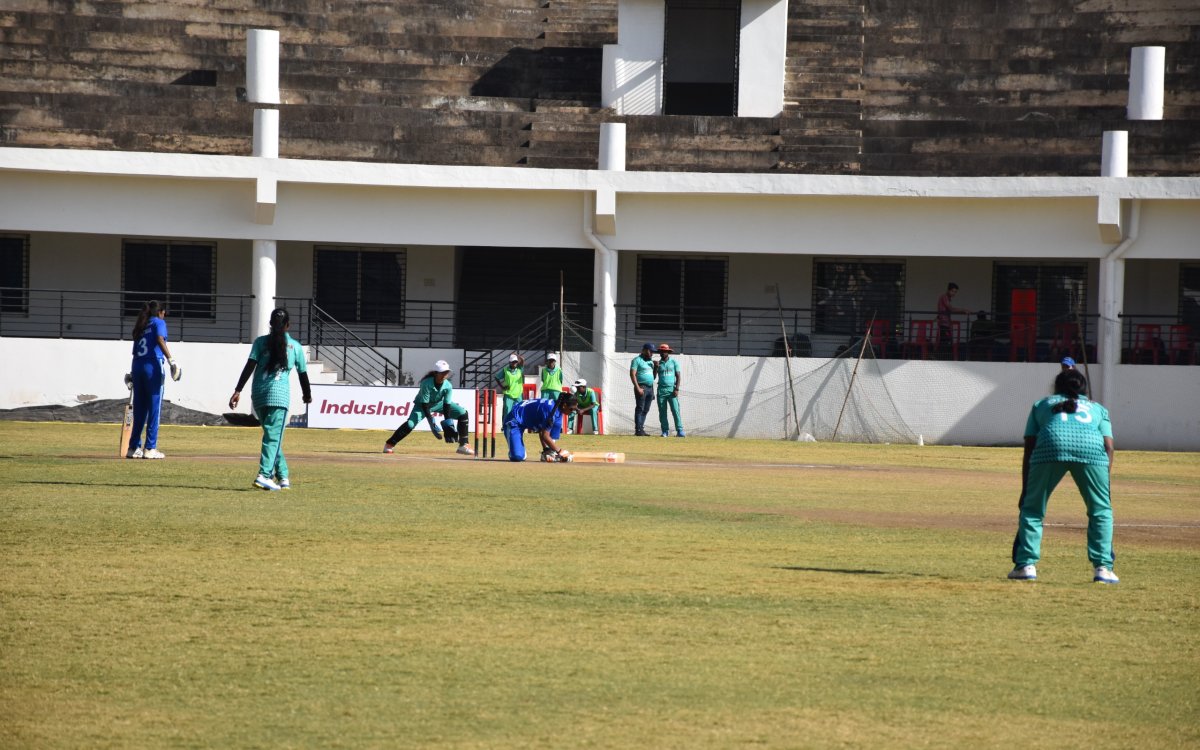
xmin=868 ymin=319 xmax=891 ymax=358
xmin=1166 ymin=324 xmax=1193 ymax=365
xmin=1009 ymin=319 xmax=1036 ymax=362
xmin=902 ymin=320 xmax=935 ymax=360
xmin=1131 ymin=324 xmax=1162 ymax=364
xmin=562 ymin=387 xmax=605 ymax=434
xmin=1051 ymin=322 xmax=1081 ymax=361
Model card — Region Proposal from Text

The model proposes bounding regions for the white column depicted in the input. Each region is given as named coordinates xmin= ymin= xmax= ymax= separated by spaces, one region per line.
xmin=1097 ymin=254 xmax=1124 ymax=408
xmin=599 ymin=122 xmax=626 ymax=172
xmin=247 ymin=30 xmax=281 ymax=105
xmin=251 ymin=239 xmax=277 ymax=338
xmin=1101 ymin=131 xmax=1128 ymax=177
xmin=253 ymin=109 xmax=279 ymax=158
xmin=1128 ymin=46 xmax=1165 ymax=121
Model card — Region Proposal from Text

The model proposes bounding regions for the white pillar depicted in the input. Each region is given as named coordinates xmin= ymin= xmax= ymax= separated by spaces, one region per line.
xmin=253 ymin=109 xmax=279 ymax=158
xmin=1097 ymin=254 xmax=1124 ymax=408
xmin=251 ymin=239 xmax=277 ymax=338
xmin=599 ymin=122 xmax=626 ymax=172
xmin=247 ymin=30 xmax=281 ymax=105
xmin=1101 ymin=131 xmax=1127 ymax=177
xmin=1128 ymin=46 xmax=1165 ymax=120
xmin=592 ymin=241 xmax=618 ymax=357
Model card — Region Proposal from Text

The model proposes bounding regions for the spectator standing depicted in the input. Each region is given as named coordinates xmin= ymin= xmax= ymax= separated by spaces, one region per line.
xmin=655 ymin=343 xmax=685 ymax=437
xmin=495 ymin=353 xmax=525 ymax=423
xmin=937 ymin=282 xmax=971 ymax=359
xmin=629 ymin=342 xmax=657 ymax=436
xmin=540 ymin=353 xmax=564 ymax=402
xmin=126 ymin=299 xmax=177 ymax=459
xmin=1008 ymin=369 xmax=1118 ymax=584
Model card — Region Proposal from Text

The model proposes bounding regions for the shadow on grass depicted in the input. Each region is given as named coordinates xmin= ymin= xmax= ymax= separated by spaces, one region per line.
xmin=18 ymin=479 xmax=251 ymax=491
xmin=777 ymin=565 xmax=947 ymax=579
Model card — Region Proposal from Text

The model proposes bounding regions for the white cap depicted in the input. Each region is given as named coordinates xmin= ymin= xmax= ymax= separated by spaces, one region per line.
xmin=547 ymin=352 xmax=558 ymax=361
xmin=434 ymin=360 xmax=451 ymax=373
xmin=509 ymin=354 xmax=519 ymax=363
xmin=573 ymin=379 xmax=587 ymax=388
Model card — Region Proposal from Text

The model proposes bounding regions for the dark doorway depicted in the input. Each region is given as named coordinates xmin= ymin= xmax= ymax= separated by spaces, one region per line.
xmin=456 ymin=246 xmax=595 ymax=350
xmin=663 ymin=0 xmax=741 ymax=116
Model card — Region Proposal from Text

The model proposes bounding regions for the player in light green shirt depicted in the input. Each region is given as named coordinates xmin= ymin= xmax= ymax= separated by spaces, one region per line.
xmin=540 ymin=353 xmax=564 ymax=402
xmin=1010 ymin=369 xmax=1117 ymax=584
xmin=229 ymin=308 xmax=311 ymax=492
xmin=629 ymin=343 xmax=657 ymax=436
xmin=654 ymin=343 xmax=684 ymax=437
xmin=385 ymin=360 xmax=474 ymax=456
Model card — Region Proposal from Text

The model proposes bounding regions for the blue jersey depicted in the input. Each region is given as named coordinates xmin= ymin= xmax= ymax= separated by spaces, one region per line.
xmin=507 ymin=398 xmax=563 ymax=438
xmin=132 ymin=316 xmax=168 ymax=364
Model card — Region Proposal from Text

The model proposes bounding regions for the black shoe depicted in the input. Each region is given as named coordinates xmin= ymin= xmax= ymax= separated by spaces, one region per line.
xmin=635 ymin=430 xmax=648 ymax=436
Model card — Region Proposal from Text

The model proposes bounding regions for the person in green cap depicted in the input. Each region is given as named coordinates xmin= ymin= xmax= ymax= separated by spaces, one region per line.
xmin=495 ymin=352 xmax=525 ymax=423
xmin=655 ymin=343 xmax=684 ymax=437
xmin=540 ymin=352 xmax=564 ymax=402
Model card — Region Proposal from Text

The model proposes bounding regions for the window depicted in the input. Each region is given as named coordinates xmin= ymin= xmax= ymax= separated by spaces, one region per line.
xmin=122 ymin=240 xmax=215 ymax=319
xmin=314 ymin=246 xmax=406 ymax=325
xmin=637 ymin=255 xmax=727 ymax=332
xmin=812 ymin=259 xmax=905 ymax=336
xmin=992 ymin=262 xmax=1087 ymax=338
xmin=1181 ymin=263 xmax=1200 ymax=333
xmin=662 ymin=0 xmax=741 ymax=115
xmin=0 ymin=234 xmax=29 ymax=315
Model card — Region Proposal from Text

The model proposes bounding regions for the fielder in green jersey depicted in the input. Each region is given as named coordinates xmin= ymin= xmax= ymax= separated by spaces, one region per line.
xmin=541 ymin=353 xmax=564 ymax=401
xmin=1010 ymin=369 xmax=1118 ymax=584
xmin=385 ymin=360 xmax=474 ymax=456
xmin=229 ymin=308 xmax=311 ymax=492
xmin=654 ymin=343 xmax=685 ymax=437
xmin=495 ymin=353 xmax=525 ymax=422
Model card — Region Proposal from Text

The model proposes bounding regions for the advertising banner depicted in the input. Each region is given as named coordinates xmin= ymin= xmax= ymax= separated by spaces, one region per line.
xmin=307 ymin=384 xmax=477 ymax=431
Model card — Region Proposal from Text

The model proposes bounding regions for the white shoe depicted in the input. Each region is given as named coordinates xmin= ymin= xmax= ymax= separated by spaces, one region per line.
xmin=1093 ymin=566 xmax=1119 ymax=584
xmin=126 ymin=447 xmax=143 ymax=459
xmin=254 ymin=474 xmax=281 ymax=491
xmin=383 ymin=442 xmax=395 ymax=454
xmin=142 ymin=448 xmax=165 ymax=459
xmin=1007 ymin=565 xmax=1037 ymax=581
xmin=277 ymin=477 xmax=291 ymax=490
xmin=456 ymin=443 xmax=475 ymax=456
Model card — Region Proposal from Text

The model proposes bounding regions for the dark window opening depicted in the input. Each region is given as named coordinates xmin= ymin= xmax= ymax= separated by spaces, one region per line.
xmin=314 ymin=246 xmax=407 ymax=325
xmin=663 ymin=0 xmax=740 ymax=116
xmin=1180 ymin=263 xmax=1200 ymax=335
xmin=992 ymin=262 xmax=1087 ymax=338
xmin=637 ymin=255 xmax=728 ymax=332
xmin=122 ymin=241 xmax=216 ymax=319
xmin=172 ymin=70 xmax=217 ymax=86
xmin=0 ymin=234 xmax=29 ymax=315
xmin=812 ymin=260 xmax=906 ymax=336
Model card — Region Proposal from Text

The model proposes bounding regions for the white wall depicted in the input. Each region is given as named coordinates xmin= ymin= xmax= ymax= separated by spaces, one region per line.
xmin=3 ymin=338 xmax=1196 ymax=450
xmin=738 ymin=0 xmax=788 ymax=117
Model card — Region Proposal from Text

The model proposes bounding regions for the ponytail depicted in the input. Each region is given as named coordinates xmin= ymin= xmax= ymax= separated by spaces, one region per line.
xmin=132 ymin=299 xmax=162 ymax=339
xmin=266 ymin=308 xmax=289 ymax=372
xmin=1051 ymin=369 xmax=1087 ymax=415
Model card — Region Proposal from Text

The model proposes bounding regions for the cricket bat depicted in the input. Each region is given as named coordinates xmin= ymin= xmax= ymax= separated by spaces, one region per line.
xmin=568 ymin=451 xmax=625 ymax=464
xmin=118 ymin=386 xmax=134 ymax=458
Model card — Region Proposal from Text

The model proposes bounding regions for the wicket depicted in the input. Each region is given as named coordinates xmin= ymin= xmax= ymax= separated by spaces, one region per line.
xmin=474 ymin=388 xmax=497 ymax=459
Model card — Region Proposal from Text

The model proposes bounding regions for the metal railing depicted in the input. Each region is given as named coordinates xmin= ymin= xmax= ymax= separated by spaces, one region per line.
xmin=0 ymin=287 xmax=253 ymax=342
xmin=290 ymin=301 xmax=404 ymax=386
xmin=1118 ymin=314 xmax=1198 ymax=365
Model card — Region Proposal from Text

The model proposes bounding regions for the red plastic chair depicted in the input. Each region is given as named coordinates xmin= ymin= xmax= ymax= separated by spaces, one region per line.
xmin=1131 ymin=324 xmax=1161 ymax=364
xmin=868 ymin=319 xmax=891 ymax=358
xmin=1166 ymin=324 xmax=1193 ymax=365
xmin=562 ymin=387 xmax=605 ymax=434
xmin=1051 ymin=322 xmax=1081 ymax=361
xmin=902 ymin=320 xmax=935 ymax=360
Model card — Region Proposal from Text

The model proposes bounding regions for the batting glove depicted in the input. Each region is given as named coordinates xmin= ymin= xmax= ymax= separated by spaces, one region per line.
xmin=168 ymin=359 xmax=182 ymax=381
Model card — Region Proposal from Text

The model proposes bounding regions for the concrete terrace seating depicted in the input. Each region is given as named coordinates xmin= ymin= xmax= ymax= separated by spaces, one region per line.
xmin=1 ymin=0 xmax=1198 ymax=175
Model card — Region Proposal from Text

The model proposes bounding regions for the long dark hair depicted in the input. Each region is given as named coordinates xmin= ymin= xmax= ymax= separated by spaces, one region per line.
xmin=132 ymin=299 xmax=163 ymax=339
xmin=266 ymin=308 xmax=289 ymax=372
xmin=1051 ymin=369 xmax=1088 ymax=415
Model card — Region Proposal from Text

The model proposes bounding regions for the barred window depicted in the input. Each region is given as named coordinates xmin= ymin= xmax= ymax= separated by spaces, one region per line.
xmin=636 ymin=255 xmax=727 ymax=332
xmin=122 ymin=240 xmax=215 ymax=319
xmin=0 ymin=234 xmax=30 ymax=315
xmin=812 ymin=259 xmax=905 ymax=336
xmin=1181 ymin=263 xmax=1200 ymax=334
xmin=992 ymin=262 xmax=1087 ymax=338
xmin=314 ymin=246 xmax=406 ymax=325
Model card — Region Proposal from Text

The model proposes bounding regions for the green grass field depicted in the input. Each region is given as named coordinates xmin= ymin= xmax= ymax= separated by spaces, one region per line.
xmin=2 ymin=422 xmax=1197 ymax=749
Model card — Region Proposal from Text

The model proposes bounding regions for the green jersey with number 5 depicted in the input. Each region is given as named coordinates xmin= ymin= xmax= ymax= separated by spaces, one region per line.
xmin=1024 ymin=395 xmax=1111 ymax=466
